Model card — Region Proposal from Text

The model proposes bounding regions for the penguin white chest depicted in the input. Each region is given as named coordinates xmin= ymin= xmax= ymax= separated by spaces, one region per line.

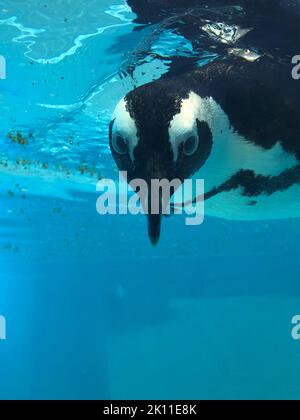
xmin=179 ymin=93 xmax=300 ymax=220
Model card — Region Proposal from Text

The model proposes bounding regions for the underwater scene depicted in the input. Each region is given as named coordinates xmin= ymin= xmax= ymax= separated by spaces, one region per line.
xmin=1 ymin=0 xmax=300 ymax=400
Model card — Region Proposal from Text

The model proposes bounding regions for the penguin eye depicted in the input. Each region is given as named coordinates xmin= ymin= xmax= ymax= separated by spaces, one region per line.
xmin=183 ymin=135 xmax=199 ymax=156
xmin=112 ymin=134 xmax=128 ymax=155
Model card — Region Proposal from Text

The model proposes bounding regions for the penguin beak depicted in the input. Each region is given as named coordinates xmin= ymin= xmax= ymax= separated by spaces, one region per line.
xmin=138 ymin=153 xmax=168 ymax=246
xmin=147 ymin=192 xmax=162 ymax=246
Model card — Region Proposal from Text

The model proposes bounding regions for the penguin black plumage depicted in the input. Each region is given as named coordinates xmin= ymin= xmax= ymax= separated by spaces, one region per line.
xmin=127 ymin=0 xmax=300 ymax=60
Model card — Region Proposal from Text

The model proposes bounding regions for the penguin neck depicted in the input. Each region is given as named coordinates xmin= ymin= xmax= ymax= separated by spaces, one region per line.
xmin=193 ymin=96 xmax=241 ymax=191
xmin=193 ymin=96 xmax=298 ymax=192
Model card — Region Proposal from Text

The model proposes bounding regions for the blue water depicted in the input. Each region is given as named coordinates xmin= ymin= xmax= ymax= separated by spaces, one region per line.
xmin=1 ymin=0 xmax=300 ymax=400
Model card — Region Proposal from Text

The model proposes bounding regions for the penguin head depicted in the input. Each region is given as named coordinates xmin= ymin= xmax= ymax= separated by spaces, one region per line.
xmin=109 ymin=82 xmax=213 ymax=245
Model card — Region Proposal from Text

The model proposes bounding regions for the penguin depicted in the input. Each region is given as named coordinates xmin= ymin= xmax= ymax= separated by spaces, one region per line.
xmin=109 ymin=56 xmax=300 ymax=244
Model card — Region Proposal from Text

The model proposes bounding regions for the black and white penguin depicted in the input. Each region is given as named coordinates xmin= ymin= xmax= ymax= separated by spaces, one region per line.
xmin=109 ymin=56 xmax=300 ymax=244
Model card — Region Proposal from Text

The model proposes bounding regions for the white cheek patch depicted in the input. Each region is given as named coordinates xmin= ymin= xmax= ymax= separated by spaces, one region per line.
xmin=169 ymin=91 xmax=202 ymax=161
xmin=112 ymin=98 xmax=138 ymax=161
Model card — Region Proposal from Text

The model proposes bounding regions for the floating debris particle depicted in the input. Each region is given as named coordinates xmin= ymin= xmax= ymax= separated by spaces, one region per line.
xmin=78 ymin=164 xmax=88 ymax=175
xmin=2 ymin=243 xmax=19 ymax=253
xmin=7 ymin=132 xmax=28 ymax=145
